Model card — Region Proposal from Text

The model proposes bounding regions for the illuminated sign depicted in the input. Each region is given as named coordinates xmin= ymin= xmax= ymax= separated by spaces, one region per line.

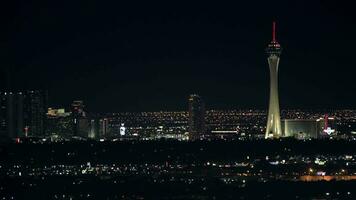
xmin=323 ymin=127 xmax=335 ymax=135
xmin=120 ymin=123 xmax=126 ymax=136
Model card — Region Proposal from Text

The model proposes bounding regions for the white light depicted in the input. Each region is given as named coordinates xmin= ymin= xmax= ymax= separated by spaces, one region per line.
xmin=323 ymin=127 xmax=335 ymax=135
xmin=120 ymin=123 xmax=126 ymax=136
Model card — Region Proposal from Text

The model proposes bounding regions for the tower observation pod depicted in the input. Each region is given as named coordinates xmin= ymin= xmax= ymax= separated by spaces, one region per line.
xmin=265 ymin=21 xmax=282 ymax=139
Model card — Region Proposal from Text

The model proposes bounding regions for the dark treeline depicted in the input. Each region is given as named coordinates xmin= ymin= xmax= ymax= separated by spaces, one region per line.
xmin=1 ymin=139 xmax=355 ymax=165
xmin=1 ymin=139 xmax=356 ymax=199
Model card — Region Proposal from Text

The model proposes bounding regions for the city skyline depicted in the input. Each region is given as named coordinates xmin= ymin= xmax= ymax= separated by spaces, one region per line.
xmin=1 ymin=1 xmax=356 ymax=112
xmin=3 ymin=2 xmax=356 ymax=199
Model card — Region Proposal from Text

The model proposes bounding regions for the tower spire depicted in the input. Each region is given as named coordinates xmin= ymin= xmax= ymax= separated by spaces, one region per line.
xmin=272 ymin=21 xmax=276 ymax=42
xmin=265 ymin=21 xmax=282 ymax=139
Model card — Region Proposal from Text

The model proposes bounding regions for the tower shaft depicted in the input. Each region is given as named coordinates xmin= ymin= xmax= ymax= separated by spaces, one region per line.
xmin=265 ymin=55 xmax=282 ymax=138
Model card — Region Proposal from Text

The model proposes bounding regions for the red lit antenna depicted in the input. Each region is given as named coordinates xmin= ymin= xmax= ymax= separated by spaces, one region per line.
xmin=324 ymin=114 xmax=328 ymax=130
xmin=272 ymin=21 xmax=276 ymax=42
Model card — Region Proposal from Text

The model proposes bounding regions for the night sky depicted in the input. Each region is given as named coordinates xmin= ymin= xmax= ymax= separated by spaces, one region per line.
xmin=1 ymin=1 xmax=356 ymax=112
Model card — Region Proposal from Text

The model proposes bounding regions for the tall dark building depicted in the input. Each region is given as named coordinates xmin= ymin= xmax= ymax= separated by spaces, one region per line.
xmin=23 ymin=90 xmax=48 ymax=137
xmin=99 ymin=118 xmax=109 ymax=138
xmin=71 ymin=100 xmax=88 ymax=137
xmin=71 ymin=100 xmax=85 ymax=117
xmin=188 ymin=94 xmax=206 ymax=140
xmin=0 ymin=90 xmax=47 ymax=139
xmin=0 ymin=94 xmax=7 ymax=138
xmin=0 ymin=92 xmax=24 ymax=139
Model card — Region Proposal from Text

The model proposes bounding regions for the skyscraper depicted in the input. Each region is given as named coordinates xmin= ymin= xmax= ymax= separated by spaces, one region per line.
xmin=71 ymin=100 xmax=87 ymax=137
xmin=88 ymin=119 xmax=97 ymax=139
xmin=71 ymin=100 xmax=85 ymax=117
xmin=265 ymin=22 xmax=283 ymax=138
xmin=23 ymin=90 xmax=48 ymax=137
xmin=0 ymin=92 xmax=24 ymax=139
xmin=188 ymin=94 xmax=206 ymax=140
xmin=99 ymin=118 xmax=109 ymax=138
xmin=0 ymin=90 xmax=47 ymax=139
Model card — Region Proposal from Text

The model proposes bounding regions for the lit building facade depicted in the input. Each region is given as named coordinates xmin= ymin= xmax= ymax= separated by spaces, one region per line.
xmin=46 ymin=108 xmax=73 ymax=137
xmin=282 ymin=116 xmax=337 ymax=139
xmin=283 ymin=119 xmax=323 ymax=139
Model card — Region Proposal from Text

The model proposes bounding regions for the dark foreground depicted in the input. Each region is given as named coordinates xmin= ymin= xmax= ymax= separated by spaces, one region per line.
xmin=1 ymin=139 xmax=356 ymax=199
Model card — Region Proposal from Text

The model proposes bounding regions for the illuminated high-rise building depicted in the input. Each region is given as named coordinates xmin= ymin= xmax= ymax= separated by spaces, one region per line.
xmin=188 ymin=94 xmax=206 ymax=140
xmin=88 ymin=119 xmax=97 ymax=139
xmin=265 ymin=22 xmax=283 ymax=138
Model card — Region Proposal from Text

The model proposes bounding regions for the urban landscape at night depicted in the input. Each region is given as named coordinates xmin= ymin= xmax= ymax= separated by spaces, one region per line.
xmin=2 ymin=0 xmax=356 ymax=199
xmin=2 ymin=94 xmax=356 ymax=199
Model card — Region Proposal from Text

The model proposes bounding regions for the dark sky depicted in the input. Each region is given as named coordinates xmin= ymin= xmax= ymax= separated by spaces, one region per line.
xmin=1 ymin=0 xmax=356 ymax=112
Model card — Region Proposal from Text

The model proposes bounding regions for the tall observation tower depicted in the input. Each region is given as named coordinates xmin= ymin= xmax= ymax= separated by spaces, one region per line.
xmin=265 ymin=22 xmax=282 ymax=139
